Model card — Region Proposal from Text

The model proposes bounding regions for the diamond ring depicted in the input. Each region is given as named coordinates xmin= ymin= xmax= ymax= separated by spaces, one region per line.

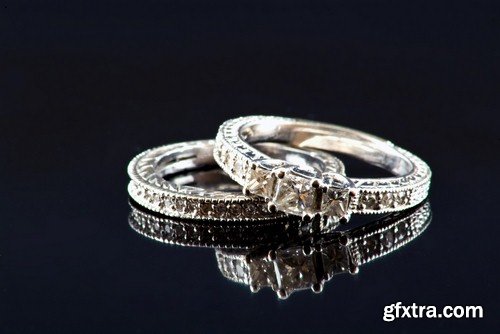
xmin=214 ymin=116 xmax=431 ymax=222
xmin=128 ymin=140 xmax=345 ymax=221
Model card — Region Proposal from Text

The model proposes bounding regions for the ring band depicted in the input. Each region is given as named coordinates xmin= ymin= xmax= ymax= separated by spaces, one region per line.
xmin=128 ymin=140 xmax=345 ymax=221
xmin=214 ymin=116 xmax=431 ymax=222
xmin=217 ymin=200 xmax=431 ymax=298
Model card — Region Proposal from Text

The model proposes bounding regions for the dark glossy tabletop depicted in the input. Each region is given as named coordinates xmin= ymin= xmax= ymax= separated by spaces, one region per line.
xmin=1 ymin=1 xmax=499 ymax=333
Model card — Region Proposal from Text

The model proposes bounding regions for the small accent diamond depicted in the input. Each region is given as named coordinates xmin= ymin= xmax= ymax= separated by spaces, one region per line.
xmin=229 ymin=203 xmax=242 ymax=217
xmin=320 ymin=173 xmax=353 ymax=221
xmin=200 ymin=202 xmax=212 ymax=216
xmin=380 ymin=192 xmax=394 ymax=208
xmin=214 ymin=202 xmax=227 ymax=216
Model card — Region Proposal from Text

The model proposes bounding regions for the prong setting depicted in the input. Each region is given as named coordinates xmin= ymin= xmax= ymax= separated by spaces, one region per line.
xmin=311 ymin=282 xmax=324 ymax=293
xmin=214 ymin=202 xmax=432 ymax=299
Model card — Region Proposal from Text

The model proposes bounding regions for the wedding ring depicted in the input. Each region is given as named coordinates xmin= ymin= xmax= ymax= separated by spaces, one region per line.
xmin=217 ymin=201 xmax=431 ymax=298
xmin=127 ymin=140 xmax=345 ymax=221
xmin=214 ymin=116 xmax=431 ymax=222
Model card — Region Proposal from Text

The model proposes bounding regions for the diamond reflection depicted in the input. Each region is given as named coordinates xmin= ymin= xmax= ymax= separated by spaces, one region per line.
xmin=128 ymin=198 xmax=431 ymax=299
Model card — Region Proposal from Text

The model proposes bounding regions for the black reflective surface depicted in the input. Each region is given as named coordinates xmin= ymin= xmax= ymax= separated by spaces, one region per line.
xmin=1 ymin=1 xmax=499 ymax=332
xmin=129 ymin=200 xmax=432 ymax=299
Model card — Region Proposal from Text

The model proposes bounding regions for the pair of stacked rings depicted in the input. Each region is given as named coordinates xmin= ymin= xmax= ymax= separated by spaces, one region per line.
xmin=128 ymin=116 xmax=431 ymax=224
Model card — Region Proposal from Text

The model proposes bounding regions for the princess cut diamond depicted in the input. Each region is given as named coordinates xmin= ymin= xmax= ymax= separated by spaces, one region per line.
xmin=320 ymin=173 xmax=353 ymax=222
xmin=273 ymin=167 xmax=321 ymax=216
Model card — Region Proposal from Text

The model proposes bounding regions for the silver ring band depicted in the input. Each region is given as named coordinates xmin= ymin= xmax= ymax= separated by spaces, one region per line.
xmin=214 ymin=116 xmax=431 ymax=222
xmin=128 ymin=140 xmax=345 ymax=221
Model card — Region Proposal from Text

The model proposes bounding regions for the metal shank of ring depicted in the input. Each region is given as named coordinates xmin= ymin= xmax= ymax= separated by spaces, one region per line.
xmin=127 ymin=139 xmax=345 ymax=221
xmin=213 ymin=116 xmax=431 ymax=222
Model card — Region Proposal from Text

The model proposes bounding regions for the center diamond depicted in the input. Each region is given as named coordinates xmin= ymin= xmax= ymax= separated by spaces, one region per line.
xmin=273 ymin=167 xmax=321 ymax=216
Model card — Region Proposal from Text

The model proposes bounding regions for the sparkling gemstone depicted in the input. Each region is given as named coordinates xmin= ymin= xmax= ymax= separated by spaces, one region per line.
xmin=362 ymin=194 xmax=379 ymax=210
xmin=184 ymin=200 xmax=196 ymax=214
xmin=248 ymin=259 xmax=276 ymax=291
xmin=214 ymin=202 xmax=227 ymax=216
xmin=143 ymin=189 xmax=150 ymax=201
xmin=174 ymin=198 xmax=185 ymax=213
xmin=229 ymin=203 xmax=242 ymax=216
xmin=163 ymin=196 xmax=173 ymax=210
xmin=274 ymin=178 xmax=314 ymax=215
xmin=322 ymin=188 xmax=350 ymax=218
xmin=320 ymin=173 xmax=353 ymax=221
xmin=394 ymin=191 xmax=409 ymax=206
xmin=162 ymin=224 xmax=173 ymax=238
xmin=273 ymin=167 xmax=321 ymax=216
xmin=172 ymin=224 xmax=185 ymax=238
xmin=380 ymin=192 xmax=394 ymax=208
xmin=224 ymin=151 xmax=234 ymax=167
xmin=395 ymin=225 xmax=408 ymax=241
xmin=157 ymin=197 xmax=165 ymax=209
xmin=321 ymin=244 xmax=350 ymax=274
xmin=234 ymin=261 xmax=247 ymax=279
xmin=257 ymin=202 xmax=271 ymax=214
xmin=200 ymin=202 xmax=212 ymax=215
xmin=246 ymin=167 xmax=275 ymax=198
xmin=382 ymin=230 xmax=394 ymax=248
xmin=364 ymin=237 xmax=380 ymax=254
xmin=153 ymin=222 xmax=161 ymax=232
xmin=232 ymin=158 xmax=247 ymax=179
xmin=243 ymin=202 xmax=257 ymax=215
xmin=274 ymin=247 xmax=318 ymax=296
xmin=149 ymin=193 xmax=159 ymax=204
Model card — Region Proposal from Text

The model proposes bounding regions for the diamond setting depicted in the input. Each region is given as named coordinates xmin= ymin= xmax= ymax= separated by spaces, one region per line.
xmin=320 ymin=173 xmax=354 ymax=222
xmin=220 ymin=241 xmax=353 ymax=299
xmin=273 ymin=167 xmax=322 ymax=216
xmin=244 ymin=159 xmax=286 ymax=198
xmin=128 ymin=140 xmax=289 ymax=221
xmin=214 ymin=116 xmax=432 ymax=218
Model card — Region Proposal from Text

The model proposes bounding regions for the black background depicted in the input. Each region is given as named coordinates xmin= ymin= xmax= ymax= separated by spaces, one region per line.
xmin=1 ymin=1 xmax=499 ymax=333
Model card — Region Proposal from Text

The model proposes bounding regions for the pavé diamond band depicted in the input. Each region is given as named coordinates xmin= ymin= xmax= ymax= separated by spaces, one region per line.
xmin=128 ymin=140 xmax=345 ymax=221
xmin=214 ymin=116 xmax=431 ymax=222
